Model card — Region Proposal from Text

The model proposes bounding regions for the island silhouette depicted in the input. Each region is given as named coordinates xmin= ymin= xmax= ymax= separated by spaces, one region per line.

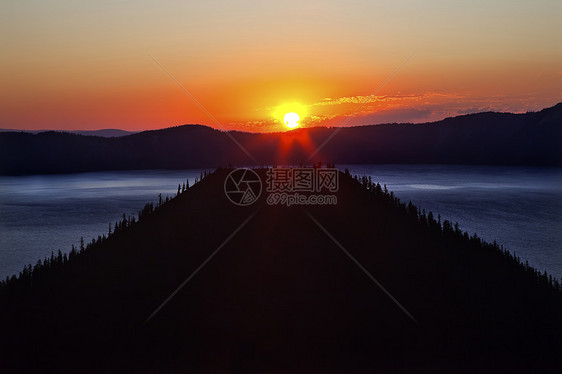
xmin=1 ymin=167 xmax=560 ymax=373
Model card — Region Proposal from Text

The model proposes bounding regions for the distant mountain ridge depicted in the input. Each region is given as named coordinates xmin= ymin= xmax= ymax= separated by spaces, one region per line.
xmin=0 ymin=128 xmax=137 ymax=137
xmin=1 ymin=104 xmax=561 ymax=175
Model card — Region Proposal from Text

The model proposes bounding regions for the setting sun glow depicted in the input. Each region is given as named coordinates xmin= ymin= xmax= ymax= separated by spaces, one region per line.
xmin=283 ymin=112 xmax=300 ymax=129
xmin=0 ymin=1 xmax=558 ymax=132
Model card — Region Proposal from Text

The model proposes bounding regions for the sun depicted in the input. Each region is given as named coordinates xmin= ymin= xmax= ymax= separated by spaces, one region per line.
xmin=284 ymin=112 xmax=300 ymax=128
xmin=272 ymin=102 xmax=308 ymax=130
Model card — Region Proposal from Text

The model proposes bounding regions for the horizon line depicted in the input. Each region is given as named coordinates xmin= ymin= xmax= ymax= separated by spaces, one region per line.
xmin=2 ymin=102 xmax=560 ymax=135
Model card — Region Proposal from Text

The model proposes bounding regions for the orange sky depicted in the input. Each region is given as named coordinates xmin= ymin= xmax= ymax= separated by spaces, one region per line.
xmin=1 ymin=0 xmax=560 ymax=133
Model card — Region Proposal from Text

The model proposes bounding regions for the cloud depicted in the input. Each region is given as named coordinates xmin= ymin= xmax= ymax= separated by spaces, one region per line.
xmin=318 ymin=107 xmax=434 ymax=127
xmin=312 ymin=94 xmax=414 ymax=107
xmin=456 ymin=107 xmax=491 ymax=114
xmin=310 ymin=92 xmax=464 ymax=108
xmin=243 ymin=91 xmax=551 ymax=132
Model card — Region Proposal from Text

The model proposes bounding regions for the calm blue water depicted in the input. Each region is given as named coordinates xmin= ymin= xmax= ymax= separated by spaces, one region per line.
xmin=0 ymin=169 xmax=208 ymax=280
xmin=0 ymin=166 xmax=561 ymax=281
xmin=342 ymin=165 xmax=562 ymax=280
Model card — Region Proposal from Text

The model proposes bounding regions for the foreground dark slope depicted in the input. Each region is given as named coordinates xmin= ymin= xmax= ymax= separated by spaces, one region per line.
xmin=1 ymin=103 xmax=561 ymax=175
xmin=1 ymin=169 xmax=561 ymax=373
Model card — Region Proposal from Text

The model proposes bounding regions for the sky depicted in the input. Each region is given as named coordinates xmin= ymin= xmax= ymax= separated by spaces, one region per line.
xmin=1 ymin=0 xmax=560 ymax=133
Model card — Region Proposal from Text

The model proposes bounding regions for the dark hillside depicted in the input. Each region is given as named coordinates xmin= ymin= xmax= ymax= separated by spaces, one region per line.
xmin=1 ymin=104 xmax=560 ymax=175
xmin=0 ymin=168 xmax=561 ymax=373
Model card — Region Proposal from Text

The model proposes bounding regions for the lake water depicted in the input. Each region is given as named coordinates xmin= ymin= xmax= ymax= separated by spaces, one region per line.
xmin=0 ymin=166 xmax=561 ymax=281
xmin=0 ymin=170 xmax=208 ymax=280
xmin=343 ymin=165 xmax=562 ymax=280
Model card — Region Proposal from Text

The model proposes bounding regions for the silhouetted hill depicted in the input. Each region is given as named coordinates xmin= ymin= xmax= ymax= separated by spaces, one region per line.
xmin=0 ymin=168 xmax=561 ymax=373
xmin=1 ymin=104 xmax=561 ymax=175
xmin=70 ymin=129 xmax=138 ymax=137
xmin=0 ymin=128 xmax=136 ymax=137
